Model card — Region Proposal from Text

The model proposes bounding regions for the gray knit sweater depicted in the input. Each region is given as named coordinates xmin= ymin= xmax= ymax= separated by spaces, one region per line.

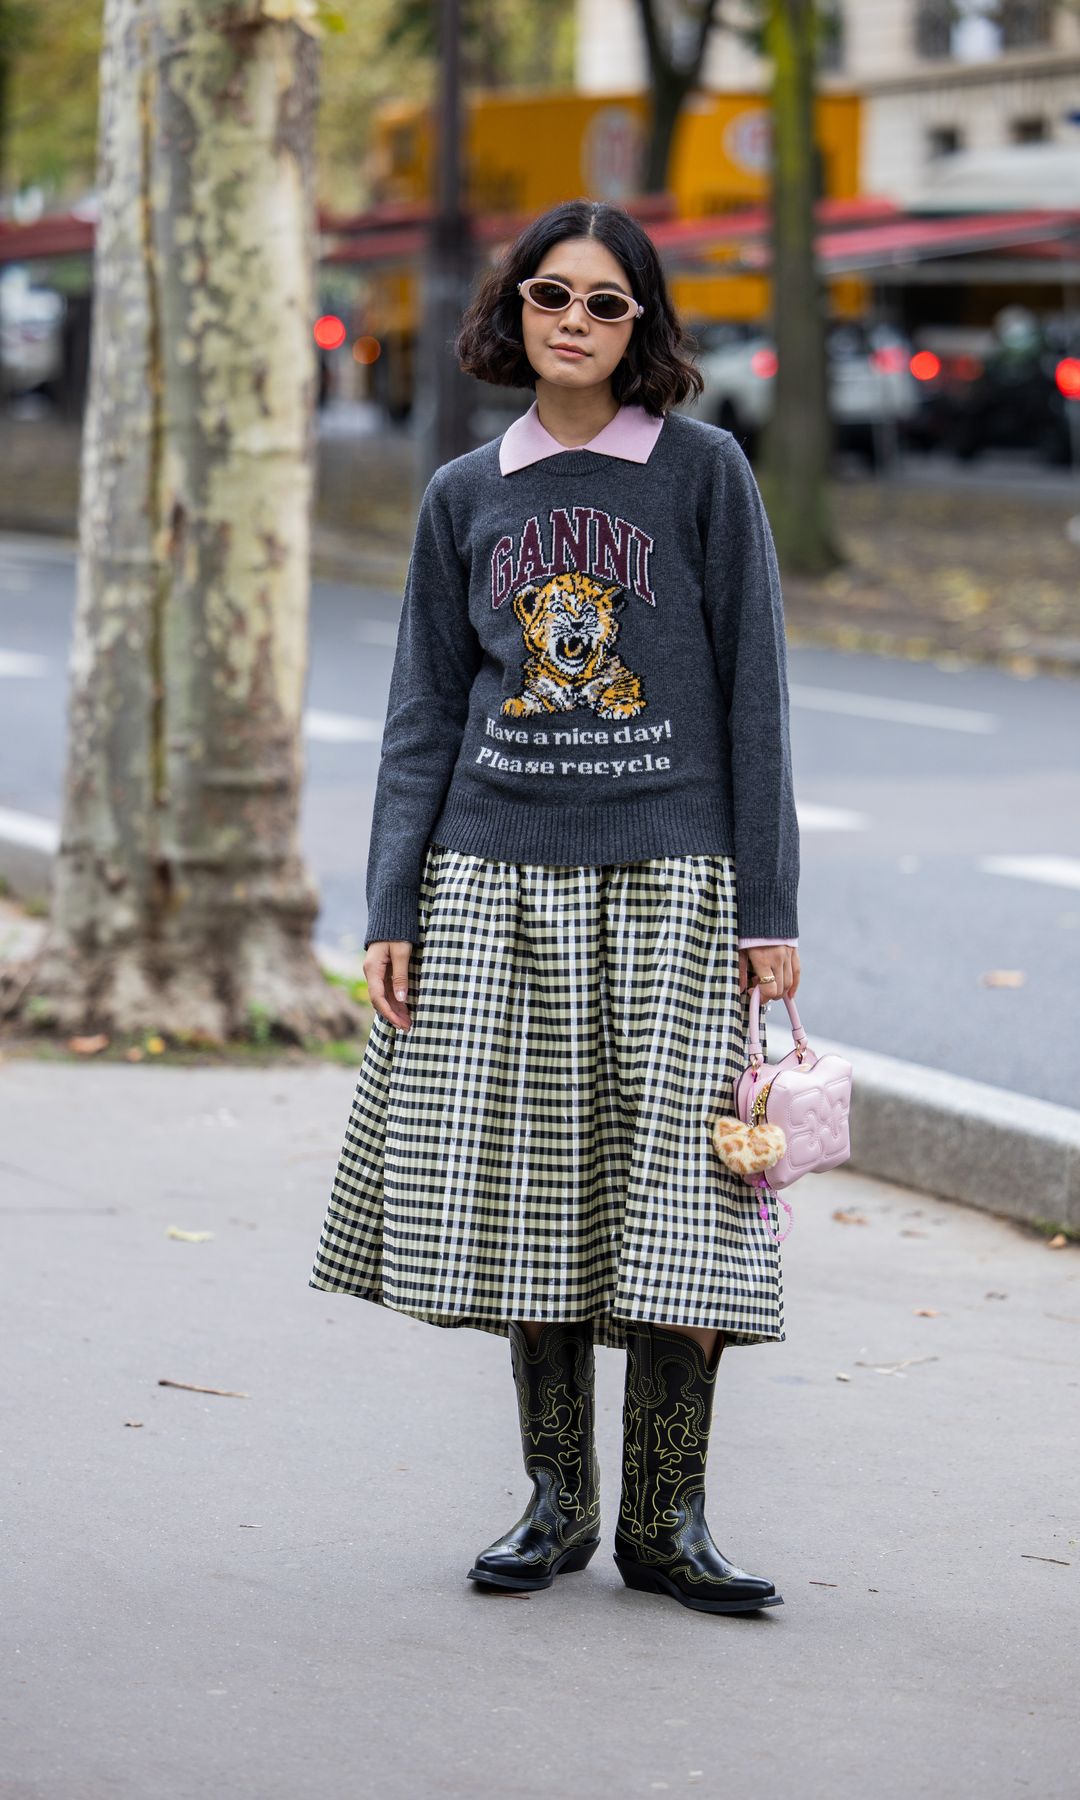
xmin=364 ymin=410 xmax=800 ymax=947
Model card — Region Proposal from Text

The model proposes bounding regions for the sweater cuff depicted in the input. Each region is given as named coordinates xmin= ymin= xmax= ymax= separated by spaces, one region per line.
xmin=736 ymin=878 xmax=799 ymax=942
xmin=364 ymin=885 xmax=419 ymax=949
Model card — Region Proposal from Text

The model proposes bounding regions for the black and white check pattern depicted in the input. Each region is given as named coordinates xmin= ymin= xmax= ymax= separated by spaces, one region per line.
xmin=309 ymin=843 xmax=784 ymax=1350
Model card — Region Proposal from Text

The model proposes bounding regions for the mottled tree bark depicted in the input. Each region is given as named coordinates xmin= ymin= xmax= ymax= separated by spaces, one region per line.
xmin=2 ymin=0 xmax=359 ymax=1042
xmin=758 ymin=0 xmax=842 ymax=575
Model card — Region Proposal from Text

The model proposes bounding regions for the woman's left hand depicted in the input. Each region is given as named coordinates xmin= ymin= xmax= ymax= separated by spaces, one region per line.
xmin=739 ymin=945 xmax=800 ymax=1000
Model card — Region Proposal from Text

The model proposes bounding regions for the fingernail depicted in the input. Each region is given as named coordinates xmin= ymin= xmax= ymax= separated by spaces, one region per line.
xmin=394 ymin=987 xmax=407 ymax=1001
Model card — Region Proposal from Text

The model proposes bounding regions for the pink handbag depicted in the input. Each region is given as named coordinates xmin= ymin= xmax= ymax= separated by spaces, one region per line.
xmin=712 ymin=986 xmax=853 ymax=1242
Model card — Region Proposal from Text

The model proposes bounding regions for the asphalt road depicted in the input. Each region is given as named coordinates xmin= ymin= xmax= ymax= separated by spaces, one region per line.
xmin=1 ymin=530 xmax=1078 ymax=1106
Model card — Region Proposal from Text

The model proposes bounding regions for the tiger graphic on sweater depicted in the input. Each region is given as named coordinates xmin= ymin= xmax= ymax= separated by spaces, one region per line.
xmin=500 ymin=571 xmax=647 ymax=721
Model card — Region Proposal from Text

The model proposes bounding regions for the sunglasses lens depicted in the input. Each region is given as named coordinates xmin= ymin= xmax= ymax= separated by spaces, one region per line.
xmin=528 ymin=281 xmax=573 ymax=311
xmin=587 ymin=292 xmax=633 ymax=322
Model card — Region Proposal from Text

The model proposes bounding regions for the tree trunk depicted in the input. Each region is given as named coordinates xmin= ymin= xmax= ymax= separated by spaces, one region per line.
xmin=635 ymin=0 xmax=722 ymax=196
xmin=2 ymin=0 xmax=359 ymax=1044
xmin=758 ymin=0 xmax=842 ymax=575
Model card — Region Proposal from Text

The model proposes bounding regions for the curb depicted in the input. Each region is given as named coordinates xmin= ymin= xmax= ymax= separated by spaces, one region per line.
xmin=810 ymin=1035 xmax=1079 ymax=1237
xmin=2 ymin=858 xmax=1078 ymax=1236
xmin=783 ymin=620 xmax=1080 ymax=684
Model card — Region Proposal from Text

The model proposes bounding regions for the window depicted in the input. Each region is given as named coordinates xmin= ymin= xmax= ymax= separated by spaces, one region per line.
xmin=914 ymin=1 xmax=953 ymax=58
xmin=927 ymin=124 xmax=964 ymax=158
xmin=999 ymin=1 xmax=1052 ymax=50
xmin=914 ymin=1 xmax=1050 ymax=60
xmin=1010 ymin=116 xmax=1048 ymax=142
xmin=818 ymin=1 xmax=845 ymax=73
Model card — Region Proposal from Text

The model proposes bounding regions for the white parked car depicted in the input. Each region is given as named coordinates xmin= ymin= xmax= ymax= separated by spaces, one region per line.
xmin=678 ymin=319 xmax=920 ymax=467
xmin=1 ymin=265 xmax=65 ymax=397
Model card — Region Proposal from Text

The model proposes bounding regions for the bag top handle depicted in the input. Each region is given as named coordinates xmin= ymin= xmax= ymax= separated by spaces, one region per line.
xmin=746 ymin=983 xmax=809 ymax=1065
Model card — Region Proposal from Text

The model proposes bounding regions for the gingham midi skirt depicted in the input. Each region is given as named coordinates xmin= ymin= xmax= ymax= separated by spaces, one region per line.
xmin=308 ymin=842 xmax=784 ymax=1351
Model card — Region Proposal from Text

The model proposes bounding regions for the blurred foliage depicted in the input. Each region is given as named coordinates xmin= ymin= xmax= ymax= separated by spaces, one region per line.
xmin=317 ymin=0 xmax=575 ymax=211
xmin=4 ymin=0 xmax=100 ymax=200
xmin=3 ymin=0 xmax=575 ymax=214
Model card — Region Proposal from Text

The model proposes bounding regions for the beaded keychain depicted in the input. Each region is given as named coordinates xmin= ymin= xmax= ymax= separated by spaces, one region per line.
xmin=754 ymin=1171 xmax=794 ymax=1244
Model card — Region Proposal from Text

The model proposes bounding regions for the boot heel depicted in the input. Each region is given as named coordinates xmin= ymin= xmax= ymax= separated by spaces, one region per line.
xmin=558 ymin=1537 xmax=600 ymax=1574
xmin=613 ymin=1553 xmax=664 ymax=1594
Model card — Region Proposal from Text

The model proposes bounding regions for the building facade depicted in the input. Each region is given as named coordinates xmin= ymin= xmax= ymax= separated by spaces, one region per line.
xmin=575 ymin=0 xmax=1080 ymax=204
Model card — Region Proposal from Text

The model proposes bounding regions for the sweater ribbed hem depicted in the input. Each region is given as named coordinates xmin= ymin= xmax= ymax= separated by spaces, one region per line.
xmin=364 ymin=885 xmax=419 ymax=949
xmin=429 ymin=789 xmax=735 ymax=870
xmin=734 ymin=875 xmax=800 ymax=941
xmin=366 ymin=826 xmax=799 ymax=945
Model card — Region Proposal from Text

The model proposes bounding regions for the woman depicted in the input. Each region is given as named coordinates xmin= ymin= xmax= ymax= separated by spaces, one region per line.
xmin=309 ymin=197 xmax=801 ymax=1616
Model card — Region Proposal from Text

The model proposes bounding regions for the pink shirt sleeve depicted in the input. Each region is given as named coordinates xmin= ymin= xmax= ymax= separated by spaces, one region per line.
xmin=738 ymin=938 xmax=798 ymax=949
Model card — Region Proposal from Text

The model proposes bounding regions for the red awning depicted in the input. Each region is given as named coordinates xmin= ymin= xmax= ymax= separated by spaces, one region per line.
xmin=774 ymin=209 xmax=1080 ymax=274
xmin=3 ymin=197 xmax=1077 ymax=279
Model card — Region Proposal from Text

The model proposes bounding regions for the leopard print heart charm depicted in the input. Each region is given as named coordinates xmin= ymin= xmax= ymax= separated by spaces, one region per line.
xmin=711 ymin=1116 xmax=787 ymax=1175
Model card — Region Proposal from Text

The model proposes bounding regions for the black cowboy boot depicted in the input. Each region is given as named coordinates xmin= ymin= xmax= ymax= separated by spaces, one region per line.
xmin=613 ymin=1321 xmax=782 ymax=1614
xmin=467 ymin=1319 xmax=601 ymax=1592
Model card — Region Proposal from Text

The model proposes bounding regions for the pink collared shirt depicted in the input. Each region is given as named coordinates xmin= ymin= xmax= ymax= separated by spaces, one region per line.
xmin=497 ymin=399 xmax=797 ymax=955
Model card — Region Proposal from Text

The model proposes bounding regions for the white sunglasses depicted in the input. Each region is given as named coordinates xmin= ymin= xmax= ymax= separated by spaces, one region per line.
xmin=517 ymin=277 xmax=644 ymax=324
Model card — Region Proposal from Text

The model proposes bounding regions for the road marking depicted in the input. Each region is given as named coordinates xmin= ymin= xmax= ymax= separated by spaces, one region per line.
xmin=789 ymin=683 xmax=997 ymax=734
xmin=979 ymin=855 xmax=1080 ymax=892
xmin=797 ymin=802 xmax=869 ymax=832
xmin=303 ymin=709 xmax=383 ymax=743
xmin=0 ymin=649 xmax=49 ymax=676
xmin=0 ymin=808 xmax=60 ymax=851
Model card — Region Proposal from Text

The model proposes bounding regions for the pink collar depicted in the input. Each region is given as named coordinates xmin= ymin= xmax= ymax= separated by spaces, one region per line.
xmin=499 ymin=399 xmax=666 ymax=475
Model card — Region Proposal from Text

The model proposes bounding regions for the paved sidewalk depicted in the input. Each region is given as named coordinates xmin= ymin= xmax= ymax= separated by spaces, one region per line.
xmin=3 ymin=1055 xmax=1078 ymax=1800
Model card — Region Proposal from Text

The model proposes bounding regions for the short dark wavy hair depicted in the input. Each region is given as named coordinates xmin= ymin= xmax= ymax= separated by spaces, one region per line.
xmin=455 ymin=197 xmax=704 ymax=417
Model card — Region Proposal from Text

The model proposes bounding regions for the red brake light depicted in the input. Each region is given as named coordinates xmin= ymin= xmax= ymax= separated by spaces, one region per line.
xmin=314 ymin=314 xmax=347 ymax=351
xmin=910 ymin=351 xmax=940 ymax=382
xmin=1055 ymin=357 xmax=1080 ymax=400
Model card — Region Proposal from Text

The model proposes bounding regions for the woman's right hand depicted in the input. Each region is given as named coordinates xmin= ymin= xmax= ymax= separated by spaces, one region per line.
xmin=363 ymin=940 xmax=413 ymax=1032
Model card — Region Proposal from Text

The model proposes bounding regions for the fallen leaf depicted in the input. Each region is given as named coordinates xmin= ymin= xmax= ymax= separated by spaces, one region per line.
xmin=913 ymin=1308 xmax=940 ymax=1317
xmin=68 ymin=1033 xmax=109 ymax=1055
xmin=835 ymin=1373 xmax=851 ymax=1383
xmin=146 ymin=1035 xmax=166 ymax=1054
xmin=125 ymin=1046 xmax=144 ymax=1063
xmin=1048 ymin=1234 xmax=1069 ymax=1250
xmin=984 ymin=1291 xmax=1008 ymax=1300
xmin=868 ymin=1588 xmax=879 ymax=1593
xmin=158 ymin=1378 xmax=249 ymax=1398
xmin=238 ymin=1523 xmax=263 ymax=1530
xmin=124 ymin=1420 xmax=143 ymax=1428
xmin=979 ymin=969 xmax=1025 ymax=988
xmin=166 ymin=1226 xmax=214 ymax=1242
xmin=832 ymin=1209 xmax=868 ymax=1226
